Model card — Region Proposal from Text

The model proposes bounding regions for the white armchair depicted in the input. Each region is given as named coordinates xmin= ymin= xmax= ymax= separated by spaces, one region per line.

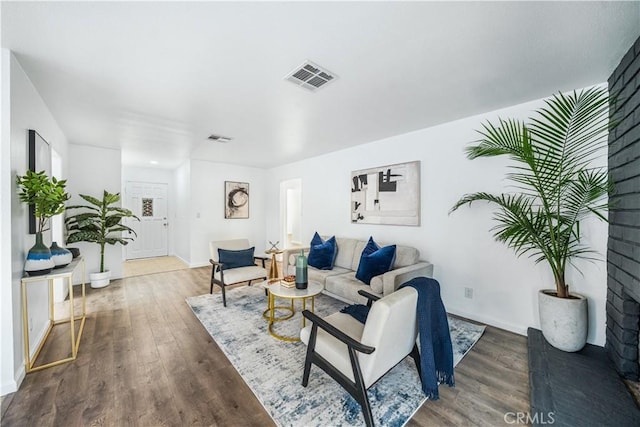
xmin=300 ymin=287 xmax=420 ymax=427
xmin=209 ymin=239 xmax=268 ymax=306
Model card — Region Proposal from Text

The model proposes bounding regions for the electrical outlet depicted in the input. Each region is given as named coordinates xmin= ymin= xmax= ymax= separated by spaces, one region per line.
xmin=464 ymin=287 xmax=473 ymax=299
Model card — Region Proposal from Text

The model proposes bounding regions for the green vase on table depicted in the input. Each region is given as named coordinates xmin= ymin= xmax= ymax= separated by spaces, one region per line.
xmin=295 ymin=249 xmax=308 ymax=289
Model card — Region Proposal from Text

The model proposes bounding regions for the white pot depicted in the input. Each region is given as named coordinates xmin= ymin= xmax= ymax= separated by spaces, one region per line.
xmin=538 ymin=289 xmax=588 ymax=352
xmin=90 ymin=270 xmax=111 ymax=289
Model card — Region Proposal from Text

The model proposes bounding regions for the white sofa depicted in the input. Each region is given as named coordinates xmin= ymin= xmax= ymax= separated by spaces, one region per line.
xmin=282 ymin=236 xmax=433 ymax=304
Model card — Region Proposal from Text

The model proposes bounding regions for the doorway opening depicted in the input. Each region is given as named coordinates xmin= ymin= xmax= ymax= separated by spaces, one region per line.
xmin=280 ymin=178 xmax=302 ymax=249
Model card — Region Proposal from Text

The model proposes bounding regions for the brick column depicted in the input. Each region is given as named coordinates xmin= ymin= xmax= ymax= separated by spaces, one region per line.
xmin=607 ymin=35 xmax=640 ymax=380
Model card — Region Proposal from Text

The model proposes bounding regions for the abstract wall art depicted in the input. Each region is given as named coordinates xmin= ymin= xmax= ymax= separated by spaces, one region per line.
xmin=351 ymin=161 xmax=420 ymax=226
xmin=225 ymin=181 xmax=249 ymax=219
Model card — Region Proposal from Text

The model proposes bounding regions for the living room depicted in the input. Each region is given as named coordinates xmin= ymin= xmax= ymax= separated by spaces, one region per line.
xmin=1 ymin=2 xmax=639 ymax=426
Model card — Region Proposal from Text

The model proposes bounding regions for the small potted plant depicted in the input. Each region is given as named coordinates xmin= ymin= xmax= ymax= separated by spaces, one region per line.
xmin=16 ymin=170 xmax=70 ymax=275
xmin=450 ymin=87 xmax=610 ymax=352
xmin=65 ymin=190 xmax=139 ymax=288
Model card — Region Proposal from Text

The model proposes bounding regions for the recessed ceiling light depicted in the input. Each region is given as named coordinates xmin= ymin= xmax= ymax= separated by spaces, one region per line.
xmin=208 ymin=134 xmax=233 ymax=143
xmin=149 ymin=160 xmax=158 ymax=165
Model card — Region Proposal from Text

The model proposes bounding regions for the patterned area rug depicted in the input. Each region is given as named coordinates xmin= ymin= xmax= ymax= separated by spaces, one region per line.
xmin=187 ymin=286 xmax=485 ymax=427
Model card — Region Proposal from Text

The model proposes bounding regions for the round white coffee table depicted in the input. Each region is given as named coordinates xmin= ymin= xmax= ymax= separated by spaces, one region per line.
xmin=264 ymin=281 xmax=323 ymax=342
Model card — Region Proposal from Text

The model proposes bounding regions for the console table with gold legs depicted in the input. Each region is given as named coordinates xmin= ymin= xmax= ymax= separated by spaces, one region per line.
xmin=21 ymin=256 xmax=86 ymax=373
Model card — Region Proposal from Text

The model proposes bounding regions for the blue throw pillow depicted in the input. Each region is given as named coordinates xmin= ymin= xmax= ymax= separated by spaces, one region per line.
xmin=218 ymin=247 xmax=255 ymax=270
xmin=361 ymin=236 xmax=379 ymax=257
xmin=356 ymin=237 xmax=396 ymax=285
xmin=307 ymin=232 xmax=337 ymax=270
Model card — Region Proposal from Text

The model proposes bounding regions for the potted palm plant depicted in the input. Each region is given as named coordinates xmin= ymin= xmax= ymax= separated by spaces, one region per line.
xmin=16 ymin=170 xmax=70 ymax=275
xmin=65 ymin=190 xmax=139 ymax=288
xmin=450 ymin=87 xmax=610 ymax=352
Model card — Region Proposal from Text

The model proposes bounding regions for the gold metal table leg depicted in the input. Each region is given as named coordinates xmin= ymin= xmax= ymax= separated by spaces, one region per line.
xmin=22 ymin=257 xmax=87 ymax=373
xmin=268 ymin=253 xmax=279 ymax=279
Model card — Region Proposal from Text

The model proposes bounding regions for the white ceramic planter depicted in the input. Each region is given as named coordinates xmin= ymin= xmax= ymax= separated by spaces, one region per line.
xmin=90 ymin=270 xmax=111 ymax=289
xmin=538 ymin=289 xmax=588 ymax=352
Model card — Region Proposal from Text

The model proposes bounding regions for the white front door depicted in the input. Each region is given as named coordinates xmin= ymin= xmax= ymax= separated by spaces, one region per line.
xmin=125 ymin=181 xmax=168 ymax=260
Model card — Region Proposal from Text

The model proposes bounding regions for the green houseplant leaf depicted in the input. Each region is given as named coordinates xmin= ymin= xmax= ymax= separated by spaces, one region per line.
xmin=65 ymin=190 xmax=139 ymax=273
xmin=450 ymin=87 xmax=611 ymax=299
xmin=16 ymin=170 xmax=70 ymax=233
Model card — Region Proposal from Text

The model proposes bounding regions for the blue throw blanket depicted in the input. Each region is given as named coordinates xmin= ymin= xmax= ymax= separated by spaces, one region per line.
xmin=340 ymin=304 xmax=370 ymax=324
xmin=341 ymin=277 xmax=454 ymax=399
xmin=400 ymin=277 xmax=454 ymax=399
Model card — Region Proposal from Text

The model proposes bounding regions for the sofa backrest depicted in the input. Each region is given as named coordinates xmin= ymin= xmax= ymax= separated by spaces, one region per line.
xmin=349 ymin=239 xmax=420 ymax=271
xmin=301 ymin=235 xmax=420 ymax=271
xmin=333 ymin=237 xmax=359 ymax=270
xmin=392 ymin=245 xmax=420 ymax=268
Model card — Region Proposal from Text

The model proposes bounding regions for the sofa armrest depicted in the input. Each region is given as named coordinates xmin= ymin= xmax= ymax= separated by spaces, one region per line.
xmin=380 ymin=261 xmax=434 ymax=297
xmin=281 ymin=246 xmax=310 ymax=274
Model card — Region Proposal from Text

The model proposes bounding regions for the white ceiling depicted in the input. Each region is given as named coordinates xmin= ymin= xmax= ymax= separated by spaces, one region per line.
xmin=2 ymin=1 xmax=639 ymax=169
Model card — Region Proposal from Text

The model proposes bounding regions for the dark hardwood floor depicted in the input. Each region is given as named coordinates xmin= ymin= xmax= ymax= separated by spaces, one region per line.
xmin=1 ymin=266 xmax=529 ymax=426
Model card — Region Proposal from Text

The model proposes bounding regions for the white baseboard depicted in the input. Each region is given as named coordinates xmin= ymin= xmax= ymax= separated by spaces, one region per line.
xmin=189 ymin=261 xmax=209 ymax=268
xmin=173 ymin=254 xmax=188 ymax=265
xmin=0 ymin=358 xmax=25 ymax=396
xmin=446 ymin=307 xmax=528 ymax=336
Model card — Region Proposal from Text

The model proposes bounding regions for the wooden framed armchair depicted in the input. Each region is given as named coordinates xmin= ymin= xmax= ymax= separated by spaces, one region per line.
xmin=209 ymin=239 xmax=268 ymax=307
xmin=300 ymin=288 xmax=420 ymax=427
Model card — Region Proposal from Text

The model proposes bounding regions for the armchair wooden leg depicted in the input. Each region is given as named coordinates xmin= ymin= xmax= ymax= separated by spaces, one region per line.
xmin=219 ymin=270 xmax=227 ymax=307
xmin=221 ymin=284 xmax=227 ymax=307
xmin=410 ymin=344 xmax=421 ymax=378
xmin=349 ymin=347 xmax=374 ymax=427
xmin=302 ymin=325 xmax=318 ymax=387
xmin=361 ymin=397 xmax=374 ymax=427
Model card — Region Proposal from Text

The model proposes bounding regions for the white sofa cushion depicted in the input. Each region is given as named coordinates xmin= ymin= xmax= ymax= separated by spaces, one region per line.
xmin=393 ymin=245 xmax=420 ymax=268
xmin=285 ymin=264 xmax=350 ymax=280
xmin=334 ymin=237 xmax=358 ymax=270
xmin=350 ymin=241 xmax=419 ymax=271
xmin=325 ymin=272 xmax=381 ymax=304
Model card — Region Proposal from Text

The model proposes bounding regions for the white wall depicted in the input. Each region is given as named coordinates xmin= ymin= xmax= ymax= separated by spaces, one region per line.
xmin=122 ymin=166 xmax=176 ymax=256
xmin=67 ymin=144 xmax=122 ymax=281
xmin=188 ymin=160 xmax=268 ymax=267
xmin=265 ymin=88 xmax=609 ymax=346
xmin=2 ymin=51 xmax=70 ymax=395
xmin=1 ymin=49 xmax=15 ymax=396
xmin=173 ymin=160 xmax=191 ymax=264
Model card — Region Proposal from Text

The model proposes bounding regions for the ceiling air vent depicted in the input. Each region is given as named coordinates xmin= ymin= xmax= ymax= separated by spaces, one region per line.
xmin=284 ymin=61 xmax=337 ymax=92
xmin=208 ymin=134 xmax=232 ymax=143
